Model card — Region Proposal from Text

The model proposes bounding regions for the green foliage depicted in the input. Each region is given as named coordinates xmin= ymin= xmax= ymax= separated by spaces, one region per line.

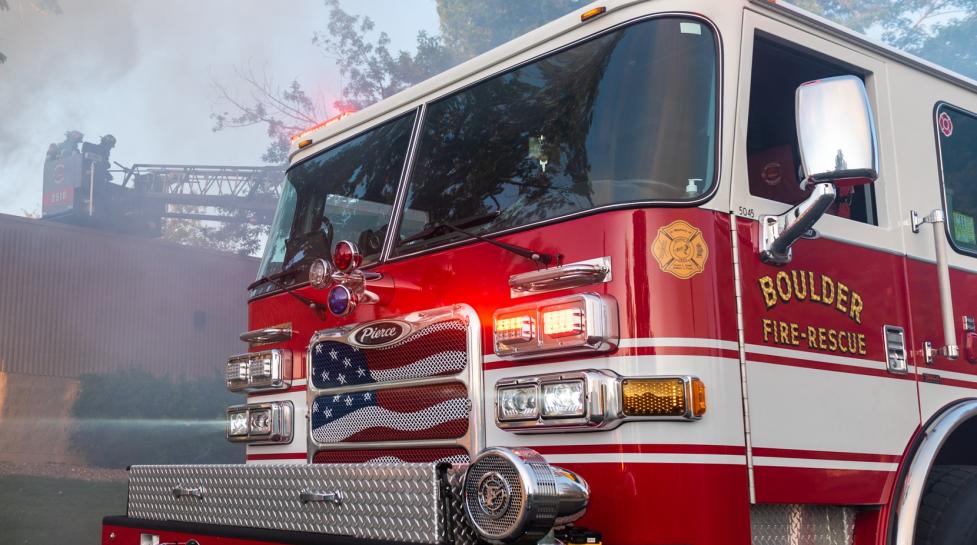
xmin=434 ymin=0 xmax=586 ymax=63
xmin=71 ymin=369 xmax=243 ymax=468
xmin=316 ymin=0 xmax=583 ymax=111
xmin=212 ymin=0 xmax=583 ymax=165
xmin=160 ymin=204 xmax=270 ymax=256
xmin=212 ymin=0 xmax=976 ymax=172
xmin=796 ymin=0 xmax=977 ymax=80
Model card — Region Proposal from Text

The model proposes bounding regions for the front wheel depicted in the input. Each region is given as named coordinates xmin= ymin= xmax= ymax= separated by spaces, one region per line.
xmin=915 ymin=465 xmax=977 ymax=545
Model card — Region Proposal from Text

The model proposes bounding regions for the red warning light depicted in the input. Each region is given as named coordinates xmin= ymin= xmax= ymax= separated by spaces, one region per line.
xmin=290 ymin=111 xmax=355 ymax=143
xmin=333 ymin=240 xmax=362 ymax=273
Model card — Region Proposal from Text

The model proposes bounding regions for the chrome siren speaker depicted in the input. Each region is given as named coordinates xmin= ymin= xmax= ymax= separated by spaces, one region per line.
xmin=462 ymin=447 xmax=589 ymax=544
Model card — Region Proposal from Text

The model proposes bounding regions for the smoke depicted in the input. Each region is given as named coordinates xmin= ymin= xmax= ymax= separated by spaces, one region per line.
xmin=0 ymin=0 xmax=139 ymax=210
xmin=0 ymin=1 xmax=362 ymax=215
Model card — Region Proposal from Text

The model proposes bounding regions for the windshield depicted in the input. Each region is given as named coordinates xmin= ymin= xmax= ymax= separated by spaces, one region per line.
xmin=395 ymin=17 xmax=718 ymax=254
xmin=254 ymin=111 xmax=417 ymax=294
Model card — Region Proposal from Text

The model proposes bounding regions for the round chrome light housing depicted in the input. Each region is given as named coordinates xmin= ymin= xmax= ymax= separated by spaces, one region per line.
xmin=308 ymin=258 xmax=336 ymax=289
xmin=332 ymin=240 xmax=362 ymax=273
xmin=327 ymin=284 xmax=354 ymax=317
xmin=463 ymin=447 xmax=589 ymax=544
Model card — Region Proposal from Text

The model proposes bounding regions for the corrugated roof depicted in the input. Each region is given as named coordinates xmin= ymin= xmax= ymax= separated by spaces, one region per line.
xmin=0 ymin=214 xmax=258 ymax=378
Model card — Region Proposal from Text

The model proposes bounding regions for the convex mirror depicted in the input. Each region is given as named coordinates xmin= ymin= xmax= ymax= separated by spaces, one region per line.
xmin=796 ymin=75 xmax=879 ymax=188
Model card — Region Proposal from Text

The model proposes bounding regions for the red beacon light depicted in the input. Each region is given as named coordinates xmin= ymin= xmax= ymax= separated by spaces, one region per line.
xmin=290 ymin=111 xmax=356 ymax=145
xmin=333 ymin=241 xmax=363 ymax=273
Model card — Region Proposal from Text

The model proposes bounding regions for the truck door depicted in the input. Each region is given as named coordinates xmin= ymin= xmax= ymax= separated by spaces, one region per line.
xmin=905 ymin=102 xmax=977 ymax=424
xmin=730 ymin=11 xmax=919 ymax=505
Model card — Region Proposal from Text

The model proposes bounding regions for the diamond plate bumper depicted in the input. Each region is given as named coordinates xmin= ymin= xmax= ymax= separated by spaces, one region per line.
xmin=750 ymin=504 xmax=855 ymax=545
xmin=127 ymin=463 xmax=475 ymax=545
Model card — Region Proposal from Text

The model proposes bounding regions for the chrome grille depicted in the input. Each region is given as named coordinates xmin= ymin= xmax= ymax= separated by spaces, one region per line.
xmin=310 ymin=320 xmax=468 ymax=389
xmin=308 ymin=305 xmax=483 ymax=463
xmin=464 ymin=453 xmax=525 ymax=537
xmin=311 ymin=383 xmax=471 ymax=443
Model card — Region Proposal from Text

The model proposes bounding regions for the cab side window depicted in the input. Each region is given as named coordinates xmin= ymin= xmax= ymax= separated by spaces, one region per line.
xmin=746 ymin=35 xmax=878 ymax=225
xmin=936 ymin=104 xmax=977 ymax=255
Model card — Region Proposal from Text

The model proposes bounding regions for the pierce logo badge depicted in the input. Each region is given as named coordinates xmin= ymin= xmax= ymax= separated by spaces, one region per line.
xmin=652 ymin=220 xmax=709 ymax=280
xmin=349 ymin=320 xmax=411 ymax=347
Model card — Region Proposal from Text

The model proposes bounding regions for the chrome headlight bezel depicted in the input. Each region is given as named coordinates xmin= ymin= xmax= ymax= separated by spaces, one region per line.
xmin=493 ymin=293 xmax=618 ymax=360
xmin=225 ymin=401 xmax=293 ymax=444
xmin=495 ymin=370 xmax=704 ymax=433
xmin=225 ymin=349 xmax=291 ymax=393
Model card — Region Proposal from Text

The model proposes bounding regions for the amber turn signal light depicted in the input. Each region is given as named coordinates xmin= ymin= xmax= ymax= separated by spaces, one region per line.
xmin=621 ymin=377 xmax=705 ymax=418
xmin=580 ymin=6 xmax=606 ymax=22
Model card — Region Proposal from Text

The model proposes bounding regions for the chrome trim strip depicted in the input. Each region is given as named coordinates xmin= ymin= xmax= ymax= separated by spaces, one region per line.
xmin=508 ymin=256 xmax=612 ymax=298
xmin=306 ymin=304 xmax=484 ymax=458
xmin=380 ymin=105 xmax=427 ymax=262
xmin=729 ymin=212 xmax=756 ymax=503
xmin=894 ymin=400 xmax=977 ymax=545
xmin=240 ymin=326 xmax=292 ymax=345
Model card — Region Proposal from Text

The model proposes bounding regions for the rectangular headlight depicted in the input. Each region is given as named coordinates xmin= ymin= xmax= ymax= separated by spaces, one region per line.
xmin=541 ymin=380 xmax=586 ymax=418
xmin=225 ymin=350 xmax=291 ymax=392
xmin=498 ymin=385 xmax=539 ymax=421
xmin=225 ymin=401 xmax=293 ymax=444
xmin=227 ymin=409 xmax=249 ymax=437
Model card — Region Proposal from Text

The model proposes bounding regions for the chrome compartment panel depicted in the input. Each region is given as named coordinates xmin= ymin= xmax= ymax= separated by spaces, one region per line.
xmin=127 ymin=463 xmax=470 ymax=544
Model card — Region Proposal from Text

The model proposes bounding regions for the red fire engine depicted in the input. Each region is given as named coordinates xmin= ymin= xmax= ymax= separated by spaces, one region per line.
xmin=101 ymin=1 xmax=977 ymax=544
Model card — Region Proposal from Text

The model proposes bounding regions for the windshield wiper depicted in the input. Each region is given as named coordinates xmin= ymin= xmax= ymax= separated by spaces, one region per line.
xmin=400 ymin=211 xmax=557 ymax=266
xmin=247 ymin=268 xmax=296 ymax=291
xmin=248 ymin=270 xmax=328 ymax=318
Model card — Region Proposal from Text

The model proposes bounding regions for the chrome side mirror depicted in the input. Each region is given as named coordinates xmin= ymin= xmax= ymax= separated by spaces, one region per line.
xmin=760 ymin=75 xmax=879 ymax=265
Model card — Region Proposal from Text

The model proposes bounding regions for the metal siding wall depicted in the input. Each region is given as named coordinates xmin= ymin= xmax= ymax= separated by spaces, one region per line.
xmin=0 ymin=214 xmax=257 ymax=379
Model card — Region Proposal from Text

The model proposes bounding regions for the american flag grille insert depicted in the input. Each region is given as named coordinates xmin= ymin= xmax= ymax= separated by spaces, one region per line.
xmin=312 ymin=447 xmax=470 ymax=464
xmin=310 ymin=320 xmax=468 ymax=390
xmin=311 ymin=383 xmax=471 ymax=444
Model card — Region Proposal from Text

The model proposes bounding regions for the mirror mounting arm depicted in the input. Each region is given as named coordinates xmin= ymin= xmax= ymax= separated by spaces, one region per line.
xmin=759 ymin=182 xmax=837 ymax=265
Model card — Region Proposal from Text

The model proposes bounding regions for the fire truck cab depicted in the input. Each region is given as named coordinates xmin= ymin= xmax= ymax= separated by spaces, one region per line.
xmin=102 ymin=1 xmax=977 ymax=544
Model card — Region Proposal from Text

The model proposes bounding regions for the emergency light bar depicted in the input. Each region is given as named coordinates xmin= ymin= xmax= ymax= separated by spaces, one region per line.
xmin=290 ymin=111 xmax=355 ymax=143
xmin=493 ymin=293 xmax=618 ymax=359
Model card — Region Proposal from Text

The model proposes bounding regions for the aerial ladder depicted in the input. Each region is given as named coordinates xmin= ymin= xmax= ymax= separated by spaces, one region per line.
xmin=41 ymin=134 xmax=283 ymax=237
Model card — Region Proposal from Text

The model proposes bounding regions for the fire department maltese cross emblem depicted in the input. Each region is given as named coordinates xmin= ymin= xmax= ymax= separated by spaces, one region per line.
xmin=652 ymin=220 xmax=709 ymax=279
xmin=477 ymin=472 xmax=511 ymax=519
